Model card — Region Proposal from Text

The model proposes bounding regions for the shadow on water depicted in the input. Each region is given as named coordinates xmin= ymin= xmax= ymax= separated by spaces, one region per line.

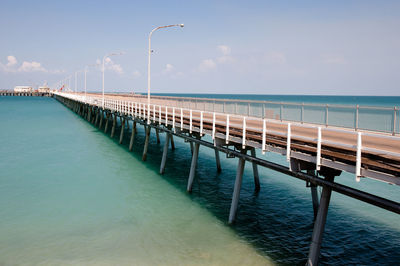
xmin=68 ymin=105 xmax=400 ymax=266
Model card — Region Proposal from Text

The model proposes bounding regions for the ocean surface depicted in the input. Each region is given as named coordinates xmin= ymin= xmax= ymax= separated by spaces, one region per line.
xmin=0 ymin=95 xmax=399 ymax=265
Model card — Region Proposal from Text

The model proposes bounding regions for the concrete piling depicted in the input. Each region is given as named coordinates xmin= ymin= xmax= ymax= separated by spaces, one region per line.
xmin=156 ymin=129 xmax=160 ymax=144
xmin=91 ymin=108 xmax=96 ymax=124
xmin=142 ymin=126 xmax=151 ymax=161
xmin=187 ymin=142 xmax=200 ymax=192
xmin=251 ymin=148 xmax=260 ymax=192
xmin=95 ymin=109 xmax=99 ymax=125
xmin=104 ymin=113 xmax=110 ymax=133
xmin=215 ymin=149 xmax=222 ymax=173
xmin=87 ymin=106 xmax=90 ymax=120
xmin=99 ymin=110 xmax=104 ymax=129
xmin=170 ymin=134 xmax=175 ymax=150
xmin=190 ymin=141 xmax=194 ymax=155
xmin=307 ymin=170 xmax=320 ymax=220
xmin=129 ymin=120 xmax=136 ymax=151
xmin=228 ymin=150 xmax=247 ymax=224
xmin=119 ymin=117 xmax=126 ymax=144
xmin=111 ymin=114 xmax=117 ymax=138
xmin=307 ymin=175 xmax=334 ymax=266
xmin=160 ymin=133 xmax=170 ymax=174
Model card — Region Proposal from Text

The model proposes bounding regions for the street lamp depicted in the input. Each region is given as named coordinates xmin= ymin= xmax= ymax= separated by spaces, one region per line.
xmin=102 ymin=52 xmax=124 ymax=108
xmin=147 ymin=24 xmax=184 ymax=122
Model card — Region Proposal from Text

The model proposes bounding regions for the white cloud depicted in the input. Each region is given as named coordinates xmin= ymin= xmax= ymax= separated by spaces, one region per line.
xmin=1 ymin=55 xmax=64 ymax=74
xmin=6 ymin=55 xmax=17 ymax=67
xmin=198 ymin=59 xmax=217 ymax=72
xmin=161 ymin=63 xmax=183 ymax=79
xmin=109 ymin=64 xmax=123 ymax=74
xmin=216 ymin=45 xmax=235 ymax=64
xmin=18 ymin=61 xmax=47 ymax=72
xmin=322 ymin=55 xmax=347 ymax=65
xmin=104 ymin=57 xmax=124 ymax=74
xmin=0 ymin=55 xmax=18 ymax=72
xmin=162 ymin=63 xmax=175 ymax=74
xmin=198 ymin=45 xmax=234 ymax=72
xmin=217 ymin=45 xmax=231 ymax=56
xmin=132 ymin=70 xmax=141 ymax=79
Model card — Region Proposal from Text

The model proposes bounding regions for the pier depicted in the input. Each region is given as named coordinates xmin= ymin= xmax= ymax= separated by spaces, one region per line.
xmin=0 ymin=90 xmax=51 ymax=97
xmin=52 ymin=92 xmax=399 ymax=265
xmin=3 ymin=91 xmax=399 ymax=265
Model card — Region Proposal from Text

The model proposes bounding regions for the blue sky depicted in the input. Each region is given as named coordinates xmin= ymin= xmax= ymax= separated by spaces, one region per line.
xmin=0 ymin=0 xmax=399 ymax=95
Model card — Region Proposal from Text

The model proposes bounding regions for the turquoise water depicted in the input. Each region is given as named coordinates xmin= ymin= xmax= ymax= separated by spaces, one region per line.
xmin=0 ymin=96 xmax=399 ymax=265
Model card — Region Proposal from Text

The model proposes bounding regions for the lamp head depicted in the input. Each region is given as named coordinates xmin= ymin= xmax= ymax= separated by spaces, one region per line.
xmin=179 ymin=24 xmax=184 ymax=27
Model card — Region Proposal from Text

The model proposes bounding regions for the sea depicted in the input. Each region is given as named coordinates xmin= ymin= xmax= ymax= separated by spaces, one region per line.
xmin=0 ymin=94 xmax=399 ymax=265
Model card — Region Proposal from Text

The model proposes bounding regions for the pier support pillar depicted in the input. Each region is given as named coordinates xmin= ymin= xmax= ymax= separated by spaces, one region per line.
xmin=187 ymin=142 xmax=200 ymax=192
xmin=228 ymin=150 xmax=247 ymax=224
xmin=307 ymin=167 xmax=341 ymax=266
xmin=87 ymin=106 xmax=91 ymax=122
xmin=111 ymin=114 xmax=117 ymax=138
xmin=119 ymin=117 xmax=126 ymax=144
xmin=307 ymin=176 xmax=334 ymax=266
xmin=129 ymin=120 xmax=136 ymax=151
xmin=142 ymin=126 xmax=151 ymax=161
xmin=250 ymin=148 xmax=260 ymax=192
xmin=156 ymin=129 xmax=160 ymax=144
xmin=160 ymin=133 xmax=170 ymax=174
xmin=308 ymin=170 xmax=320 ymax=220
xmin=91 ymin=108 xmax=96 ymax=124
xmin=190 ymin=141 xmax=194 ymax=155
xmin=99 ymin=110 xmax=104 ymax=129
xmin=95 ymin=109 xmax=99 ymax=126
xmin=104 ymin=113 xmax=110 ymax=133
xmin=215 ymin=149 xmax=222 ymax=173
xmin=170 ymin=134 xmax=175 ymax=150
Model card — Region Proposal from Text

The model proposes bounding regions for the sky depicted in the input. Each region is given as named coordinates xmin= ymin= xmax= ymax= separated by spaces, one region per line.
xmin=0 ymin=0 xmax=399 ymax=95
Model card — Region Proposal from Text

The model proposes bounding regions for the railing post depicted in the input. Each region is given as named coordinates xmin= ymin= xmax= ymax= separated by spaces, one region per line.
xmin=247 ymin=102 xmax=250 ymax=116
xmin=301 ymin=103 xmax=304 ymax=124
xmin=223 ymin=100 xmax=226 ymax=113
xmin=280 ymin=103 xmax=283 ymax=121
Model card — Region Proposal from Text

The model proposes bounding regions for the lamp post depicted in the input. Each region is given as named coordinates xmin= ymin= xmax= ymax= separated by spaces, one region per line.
xmin=147 ymin=24 xmax=184 ymax=122
xmin=102 ymin=52 xmax=124 ymax=108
